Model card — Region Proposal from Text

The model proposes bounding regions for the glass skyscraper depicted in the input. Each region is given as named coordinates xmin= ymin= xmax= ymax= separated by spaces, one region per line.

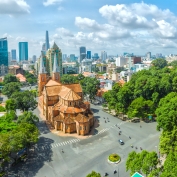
xmin=87 ymin=51 xmax=91 ymax=59
xmin=79 ymin=46 xmax=86 ymax=62
xmin=45 ymin=31 xmax=50 ymax=51
xmin=19 ymin=42 xmax=28 ymax=61
xmin=0 ymin=37 xmax=8 ymax=66
xmin=11 ymin=49 xmax=16 ymax=60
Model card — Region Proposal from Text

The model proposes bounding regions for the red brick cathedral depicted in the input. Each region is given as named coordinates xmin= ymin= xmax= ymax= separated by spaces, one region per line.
xmin=38 ymin=53 xmax=94 ymax=135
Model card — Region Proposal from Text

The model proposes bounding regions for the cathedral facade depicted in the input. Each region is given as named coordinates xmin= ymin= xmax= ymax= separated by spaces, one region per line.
xmin=38 ymin=52 xmax=94 ymax=136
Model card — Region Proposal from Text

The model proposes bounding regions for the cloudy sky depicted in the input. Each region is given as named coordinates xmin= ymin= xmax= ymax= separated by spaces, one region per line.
xmin=1 ymin=0 xmax=177 ymax=58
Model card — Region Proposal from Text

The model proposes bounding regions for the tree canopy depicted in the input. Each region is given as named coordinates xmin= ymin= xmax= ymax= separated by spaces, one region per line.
xmin=11 ymin=90 xmax=37 ymax=111
xmin=17 ymin=111 xmax=39 ymax=124
xmin=2 ymin=82 xmax=21 ymax=98
xmin=126 ymin=150 xmax=158 ymax=176
xmin=3 ymin=74 xmax=19 ymax=84
xmin=151 ymin=58 xmax=167 ymax=69
xmin=86 ymin=171 xmax=101 ymax=177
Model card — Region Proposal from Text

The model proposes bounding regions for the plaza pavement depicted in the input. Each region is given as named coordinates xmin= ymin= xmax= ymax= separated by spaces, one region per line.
xmin=8 ymin=104 xmax=160 ymax=177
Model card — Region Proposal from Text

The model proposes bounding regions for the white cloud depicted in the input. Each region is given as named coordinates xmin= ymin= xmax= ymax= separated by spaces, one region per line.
xmin=75 ymin=17 xmax=101 ymax=30
xmin=43 ymin=0 xmax=63 ymax=6
xmin=56 ymin=27 xmax=74 ymax=37
xmin=152 ymin=20 xmax=177 ymax=38
xmin=0 ymin=0 xmax=30 ymax=15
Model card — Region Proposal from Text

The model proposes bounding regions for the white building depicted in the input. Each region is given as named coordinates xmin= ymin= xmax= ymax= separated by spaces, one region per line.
xmin=23 ymin=63 xmax=34 ymax=71
xmin=120 ymin=71 xmax=133 ymax=82
xmin=115 ymin=57 xmax=127 ymax=67
xmin=80 ymin=59 xmax=92 ymax=73
xmin=101 ymin=51 xmax=107 ymax=61
xmin=133 ymin=64 xmax=150 ymax=72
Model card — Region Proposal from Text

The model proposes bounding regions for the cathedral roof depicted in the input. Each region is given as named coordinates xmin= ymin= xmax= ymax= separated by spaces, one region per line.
xmin=46 ymin=79 xmax=61 ymax=87
xmin=46 ymin=85 xmax=61 ymax=96
xmin=63 ymin=117 xmax=75 ymax=124
xmin=60 ymin=87 xmax=81 ymax=101
xmin=64 ymin=83 xmax=82 ymax=93
xmin=75 ymin=113 xmax=89 ymax=123
xmin=58 ymin=105 xmax=85 ymax=114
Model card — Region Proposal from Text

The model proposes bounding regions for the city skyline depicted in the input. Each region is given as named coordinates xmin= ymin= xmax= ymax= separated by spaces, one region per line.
xmin=1 ymin=0 xmax=177 ymax=57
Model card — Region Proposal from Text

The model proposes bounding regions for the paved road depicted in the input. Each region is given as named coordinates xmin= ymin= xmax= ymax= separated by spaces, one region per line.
xmin=9 ymin=104 xmax=160 ymax=177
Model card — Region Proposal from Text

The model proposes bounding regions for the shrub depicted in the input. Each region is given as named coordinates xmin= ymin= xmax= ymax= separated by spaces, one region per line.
xmin=108 ymin=153 xmax=120 ymax=162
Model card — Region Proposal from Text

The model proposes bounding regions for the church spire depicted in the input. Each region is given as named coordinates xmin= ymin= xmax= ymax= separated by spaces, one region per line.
xmin=53 ymin=53 xmax=60 ymax=73
xmin=39 ymin=51 xmax=46 ymax=74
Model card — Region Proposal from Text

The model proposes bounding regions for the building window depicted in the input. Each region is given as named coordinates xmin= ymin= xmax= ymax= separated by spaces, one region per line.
xmin=66 ymin=126 xmax=68 ymax=129
xmin=80 ymin=126 xmax=82 ymax=130
xmin=85 ymin=126 xmax=87 ymax=130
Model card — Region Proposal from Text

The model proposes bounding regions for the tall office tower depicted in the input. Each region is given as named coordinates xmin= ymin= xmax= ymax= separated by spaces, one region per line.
xmin=92 ymin=53 xmax=99 ymax=60
xmin=62 ymin=54 xmax=67 ymax=61
xmin=0 ymin=37 xmax=8 ymax=75
xmin=46 ymin=42 xmax=62 ymax=76
xmin=87 ymin=51 xmax=91 ymax=59
xmin=79 ymin=46 xmax=86 ymax=62
xmin=101 ymin=51 xmax=107 ymax=61
xmin=11 ymin=49 xmax=16 ymax=60
xmin=32 ymin=55 xmax=37 ymax=63
xmin=146 ymin=52 xmax=151 ymax=59
xmin=19 ymin=42 xmax=28 ymax=61
xmin=45 ymin=30 xmax=50 ymax=52
xmin=70 ymin=54 xmax=75 ymax=62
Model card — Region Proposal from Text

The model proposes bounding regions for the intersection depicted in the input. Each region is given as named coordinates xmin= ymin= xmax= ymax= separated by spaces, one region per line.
xmin=9 ymin=104 xmax=160 ymax=177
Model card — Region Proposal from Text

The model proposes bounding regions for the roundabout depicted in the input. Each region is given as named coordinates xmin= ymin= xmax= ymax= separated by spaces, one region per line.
xmin=108 ymin=153 xmax=121 ymax=164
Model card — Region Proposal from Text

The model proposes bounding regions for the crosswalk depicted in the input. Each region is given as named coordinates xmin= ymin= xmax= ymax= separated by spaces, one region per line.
xmin=35 ymin=138 xmax=80 ymax=151
xmin=35 ymin=122 xmax=128 ymax=151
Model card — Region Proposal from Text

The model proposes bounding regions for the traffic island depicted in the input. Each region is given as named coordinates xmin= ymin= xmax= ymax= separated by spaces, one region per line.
xmin=107 ymin=153 xmax=121 ymax=164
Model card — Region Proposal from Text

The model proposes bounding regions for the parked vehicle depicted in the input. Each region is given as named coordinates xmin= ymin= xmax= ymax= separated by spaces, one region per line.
xmin=131 ymin=118 xmax=140 ymax=123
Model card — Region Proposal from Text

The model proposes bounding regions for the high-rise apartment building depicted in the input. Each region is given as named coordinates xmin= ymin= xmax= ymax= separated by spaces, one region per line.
xmin=45 ymin=31 xmax=50 ymax=52
xmin=87 ymin=51 xmax=91 ymax=59
xmin=70 ymin=54 xmax=75 ymax=62
xmin=0 ymin=37 xmax=8 ymax=75
xmin=92 ymin=53 xmax=99 ymax=60
xmin=0 ymin=37 xmax=8 ymax=66
xmin=146 ymin=52 xmax=151 ymax=59
xmin=62 ymin=54 xmax=67 ymax=61
xmin=101 ymin=51 xmax=107 ymax=61
xmin=32 ymin=55 xmax=37 ymax=63
xmin=19 ymin=42 xmax=28 ymax=61
xmin=11 ymin=49 xmax=16 ymax=60
xmin=79 ymin=46 xmax=86 ymax=62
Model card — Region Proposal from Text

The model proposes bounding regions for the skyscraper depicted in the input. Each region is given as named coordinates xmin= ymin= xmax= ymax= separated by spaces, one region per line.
xmin=0 ymin=37 xmax=8 ymax=65
xmin=101 ymin=51 xmax=107 ymax=61
xmin=19 ymin=42 xmax=28 ymax=61
xmin=87 ymin=51 xmax=91 ymax=59
xmin=11 ymin=49 xmax=16 ymax=60
xmin=79 ymin=46 xmax=86 ymax=62
xmin=0 ymin=37 xmax=8 ymax=75
xmin=45 ymin=31 xmax=50 ymax=51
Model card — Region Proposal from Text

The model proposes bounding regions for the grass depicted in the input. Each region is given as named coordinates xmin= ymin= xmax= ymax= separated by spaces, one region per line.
xmin=108 ymin=153 xmax=120 ymax=162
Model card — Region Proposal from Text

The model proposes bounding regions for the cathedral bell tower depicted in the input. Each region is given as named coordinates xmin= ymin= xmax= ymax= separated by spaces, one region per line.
xmin=52 ymin=53 xmax=60 ymax=83
xmin=38 ymin=52 xmax=47 ymax=96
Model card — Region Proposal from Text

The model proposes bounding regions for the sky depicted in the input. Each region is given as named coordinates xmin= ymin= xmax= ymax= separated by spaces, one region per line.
xmin=1 ymin=0 xmax=177 ymax=58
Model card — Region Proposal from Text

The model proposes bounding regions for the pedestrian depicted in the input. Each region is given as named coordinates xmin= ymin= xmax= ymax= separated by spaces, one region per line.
xmin=140 ymin=125 xmax=142 ymax=128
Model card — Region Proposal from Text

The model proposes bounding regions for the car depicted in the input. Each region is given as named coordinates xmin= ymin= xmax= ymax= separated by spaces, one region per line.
xmin=118 ymin=139 xmax=124 ymax=145
xmin=131 ymin=118 xmax=140 ymax=123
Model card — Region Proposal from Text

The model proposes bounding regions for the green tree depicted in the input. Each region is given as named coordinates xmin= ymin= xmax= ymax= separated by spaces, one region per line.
xmin=5 ymin=99 xmax=16 ymax=111
xmin=11 ymin=90 xmax=37 ymax=111
xmin=17 ymin=111 xmax=39 ymax=124
xmin=80 ymin=77 xmax=100 ymax=100
xmin=2 ymin=82 xmax=21 ymax=98
xmin=160 ymin=152 xmax=177 ymax=177
xmin=3 ymin=74 xmax=19 ymax=84
xmin=151 ymin=58 xmax=167 ymax=69
xmin=60 ymin=74 xmax=78 ymax=84
xmin=86 ymin=171 xmax=101 ymax=177
xmin=126 ymin=150 xmax=158 ymax=176
xmin=0 ymin=106 xmax=5 ymax=112
xmin=155 ymin=92 xmax=177 ymax=132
